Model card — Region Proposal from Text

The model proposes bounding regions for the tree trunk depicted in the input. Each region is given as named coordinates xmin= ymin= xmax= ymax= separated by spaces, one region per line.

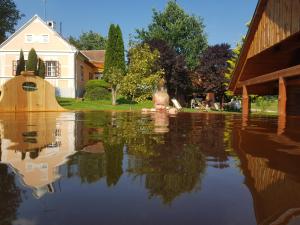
xmin=112 ymin=88 xmax=117 ymax=106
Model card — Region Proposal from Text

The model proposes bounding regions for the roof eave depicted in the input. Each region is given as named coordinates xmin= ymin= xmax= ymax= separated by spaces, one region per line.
xmin=229 ymin=0 xmax=268 ymax=93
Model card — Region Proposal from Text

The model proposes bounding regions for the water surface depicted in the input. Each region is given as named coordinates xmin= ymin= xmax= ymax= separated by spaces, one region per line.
xmin=0 ymin=112 xmax=299 ymax=225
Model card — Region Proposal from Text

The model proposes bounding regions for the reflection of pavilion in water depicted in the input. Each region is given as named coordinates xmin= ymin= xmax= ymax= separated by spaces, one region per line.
xmin=232 ymin=117 xmax=300 ymax=225
xmin=0 ymin=113 xmax=76 ymax=198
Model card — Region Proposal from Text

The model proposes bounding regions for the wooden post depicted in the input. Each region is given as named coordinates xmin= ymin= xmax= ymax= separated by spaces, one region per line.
xmin=242 ymin=85 xmax=250 ymax=116
xmin=277 ymin=114 xmax=286 ymax=135
xmin=278 ymin=77 xmax=287 ymax=117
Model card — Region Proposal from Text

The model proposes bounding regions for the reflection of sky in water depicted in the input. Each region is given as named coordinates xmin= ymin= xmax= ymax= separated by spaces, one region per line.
xmin=0 ymin=112 xmax=299 ymax=225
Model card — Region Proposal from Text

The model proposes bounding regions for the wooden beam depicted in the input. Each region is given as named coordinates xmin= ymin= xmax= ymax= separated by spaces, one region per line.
xmin=237 ymin=64 xmax=300 ymax=88
xmin=242 ymin=85 xmax=250 ymax=116
xmin=278 ymin=77 xmax=287 ymax=117
xmin=229 ymin=0 xmax=268 ymax=91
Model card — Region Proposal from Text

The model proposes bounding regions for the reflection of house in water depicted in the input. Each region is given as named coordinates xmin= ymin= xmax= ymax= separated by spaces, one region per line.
xmin=0 ymin=113 xmax=76 ymax=198
xmin=232 ymin=118 xmax=300 ymax=225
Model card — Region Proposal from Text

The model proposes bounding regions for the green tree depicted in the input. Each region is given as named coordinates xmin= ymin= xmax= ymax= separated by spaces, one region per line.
xmin=121 ymin=43 xmax=164 ymax=102
xmin=224 ymin=39 xmax=244 ymax=97
xmin=26 ymin=48 xmax=38 ymax=74
xmin=37 ymin=58 xmax=45 ymax=78
xmin=0 ymin=0 xmax=23 ymax=44
xmin=136 ymin=0 xmax=207 ymax=69
xmin=16 ymin=49 xmax=25 ymax=76
xmin=104 ymin=24 xmax=126 ymax=105
xmin=68 ymin=31 xmax=107 ymax=50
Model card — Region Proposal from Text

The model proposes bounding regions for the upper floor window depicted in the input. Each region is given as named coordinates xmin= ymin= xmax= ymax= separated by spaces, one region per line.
xmin=46 ymin=61 xmax=59 ymax=77
xmin=25 ymin=35 xmax=33 ymax=43
xmin=41 ymin=35 xmax=49 ymax=43
xmin=25 ymin=34 xmax=49 ymax=43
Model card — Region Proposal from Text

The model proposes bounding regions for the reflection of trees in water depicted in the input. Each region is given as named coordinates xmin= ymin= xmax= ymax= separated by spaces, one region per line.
xmin=128 ymin=144 xmax=205 ymax=204
xmin=71 ymin=112 xmax=235 ymax=204
xmin=0 ymin=164 xmax=22 ymax=225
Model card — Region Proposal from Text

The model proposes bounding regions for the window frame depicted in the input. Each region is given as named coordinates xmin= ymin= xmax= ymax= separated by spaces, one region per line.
xmin=45 ymin=61 xmax=59 ymax=78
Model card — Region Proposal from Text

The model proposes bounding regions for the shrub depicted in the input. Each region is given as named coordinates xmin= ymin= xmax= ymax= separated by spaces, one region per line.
xmin=26 ymin=48 xmax=38 ymax=74
xmin=84 ymin=86 xmax=110 ymax=101
xmin=84 ymin=79 xmax=110 ymax=100
xmin=85 ymin=79 xmax=110 ymax=91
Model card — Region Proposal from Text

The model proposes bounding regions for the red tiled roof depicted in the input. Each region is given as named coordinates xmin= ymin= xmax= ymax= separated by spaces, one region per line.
xmin=80 ymin=50 xmax=105 ymax=63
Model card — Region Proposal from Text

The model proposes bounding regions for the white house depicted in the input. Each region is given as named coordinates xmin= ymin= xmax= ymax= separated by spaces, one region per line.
xmin=0 ymin=15 xmax=105 ymax=98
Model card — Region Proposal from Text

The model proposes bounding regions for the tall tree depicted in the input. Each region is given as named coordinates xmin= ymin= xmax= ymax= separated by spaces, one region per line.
xmin=26 ymin=48 xmax=38 ymax=75
xmin=194 ymin=44 xmax=233 ymax=100
xmin=16 ymin=49 xmax=25 ymax=76
xmin=37 ymin=58 xmax=46 ymax=78
xmin=0 ymin=0 xmax=23 ymax=44
xmin=121 ymin=43 xmax=164 ymax=102
xmin=146 ymin=39 xmax=191 ymax=103
xmin=104 ymin=24 xmax=126 ymax=105
xmin=136 ymin=0 xmax=207 ymax=69
xmin=68 ymin=31 xmax=107 ymax=50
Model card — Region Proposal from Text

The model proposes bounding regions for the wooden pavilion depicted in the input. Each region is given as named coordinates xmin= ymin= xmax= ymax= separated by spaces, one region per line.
xmin=230 ymin=0 xmax=300 ymax=116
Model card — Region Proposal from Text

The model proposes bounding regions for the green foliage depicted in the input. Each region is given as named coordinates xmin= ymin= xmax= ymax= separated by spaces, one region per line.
xmin=68 ymin=31 xmax=107 ymax=50
xmin=26 ymin=48 xmax=38 ymax=75
xmin=136 ymin=0 xmax=207 ymax=69
xmin=84 ymin=87 xmax=110 ymax=101
xmin=103 ymin=24 xmax=126 ymax=105
xmin=84 ymin=79 xmax=110 ymax=101
xmin=0 ymin=0 xmax=23 ymax=43
xmin=224 ymin=40 xmax=243 ymax=97
xmin=16 ymin=49 xmax=25 ymax=76
xmin=121 ymin=43 xmax=164 ymax=102
xmin=37 ymin=58 xmax=45 ymax=78
xmin=104 ymin=24 xmax=126 ymax=76
xmin=251 ymin=96 xmax=278 ymax=113
xmin=85 ymin=79 xmax=110 ymax=90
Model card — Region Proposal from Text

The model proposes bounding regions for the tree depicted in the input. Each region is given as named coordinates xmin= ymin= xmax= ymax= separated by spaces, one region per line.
xmin=103 ymin=24 xmax=126 ymax=105
xmin=121 ymin=43 xmax=164 ymax=102
xmin=37 ymin=58 xmax=45 ymax=78
xmin=16 ymin=49 xmax=25 ymax=76
xmin=146 ymin=39 xmax=191 ymax=103
xmin=26 ymin=48 xmax=38 ymax=74
xmin=136 ymin=0 xmax=207 ymax=69
xmin=194 ymin=44 xmax=233 ymax=100
xmin=0 ymin=0 xmax=23 ymax=44
xmin=68 ymin=31 xmax=107 ymax=50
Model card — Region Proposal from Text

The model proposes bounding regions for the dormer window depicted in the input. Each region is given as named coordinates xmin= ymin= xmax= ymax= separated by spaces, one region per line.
xmin=25 ymin=35 xmax=33 ymax=43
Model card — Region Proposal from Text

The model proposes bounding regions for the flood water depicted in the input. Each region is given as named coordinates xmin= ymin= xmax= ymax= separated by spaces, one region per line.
xmin=0 ymin=112 xmax=299 ymax=225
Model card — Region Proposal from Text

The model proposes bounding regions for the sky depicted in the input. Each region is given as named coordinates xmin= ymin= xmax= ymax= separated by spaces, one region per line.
xmin=13 ymin=0 xmax=258 ymax=49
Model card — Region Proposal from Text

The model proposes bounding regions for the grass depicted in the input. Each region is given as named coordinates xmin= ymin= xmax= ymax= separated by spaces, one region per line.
xmin=251 ymin=97 xmax=278 ymax=114
xmin=57 ymin=97 xmax=279 ymax=116
xmin=57 ymin=97 xmax=153 ymax=111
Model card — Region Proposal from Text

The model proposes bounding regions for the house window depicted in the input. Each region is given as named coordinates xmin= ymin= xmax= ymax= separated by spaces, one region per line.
xmin=25 ymin=35 xmax=33 ymax=43
xmin=89 ymin=72 xmax=93 ymax=80
xmin=41 ymin=35 xmax=49 ymax=43
xmin=80 ymin=66 xmax=84 ymax=81
xmin=46 ymin=61 xmax=59 ymax=77
xmin=12 ymin=60 xmax=27 ymax=76
xmin=95 ymin=72 xmax=103 ymax=80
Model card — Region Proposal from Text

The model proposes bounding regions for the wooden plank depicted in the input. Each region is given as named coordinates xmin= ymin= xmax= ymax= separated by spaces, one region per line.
xmin=237 ymin=64 xmax=300 ymax=88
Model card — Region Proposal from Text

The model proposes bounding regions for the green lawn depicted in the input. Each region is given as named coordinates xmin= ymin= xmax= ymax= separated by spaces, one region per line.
xmin=57 ymin=97 xmax=278 ymax=115
xmin=57 ymin=97 xmax=153 ymax=111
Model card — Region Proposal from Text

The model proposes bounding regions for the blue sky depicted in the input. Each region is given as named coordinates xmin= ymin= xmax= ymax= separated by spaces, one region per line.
xmin=14 ymin=0 xmax=258 ymax=49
